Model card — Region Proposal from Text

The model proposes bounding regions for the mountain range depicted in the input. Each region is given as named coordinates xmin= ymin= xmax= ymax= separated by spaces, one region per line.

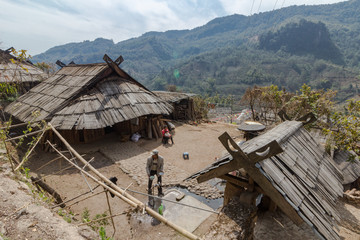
xmin=33 ymin=0 xmax=360 ymax=101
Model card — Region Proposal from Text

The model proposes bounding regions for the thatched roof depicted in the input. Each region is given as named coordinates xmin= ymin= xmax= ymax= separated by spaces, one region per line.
xmin=154 ymin=91 xmax=196 ymax=103
xmin=0 ymin=49 xmax=47 ymax=84
xmin=334 ymin=151 xmax=360 ymax=185
xmin=187 ymin=121 xmax=343 ymax=240
xmin=5 ymin=61 xmax=173 ymax=130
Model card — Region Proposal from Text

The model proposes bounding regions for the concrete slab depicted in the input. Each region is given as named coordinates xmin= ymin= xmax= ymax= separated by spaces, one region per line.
xmin=162 ymin=189 xmax=213 ymax=232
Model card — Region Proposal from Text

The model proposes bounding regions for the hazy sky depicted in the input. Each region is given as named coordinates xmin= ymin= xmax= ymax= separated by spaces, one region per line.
xmin=0 ymin=0 xmax=347 ymax=55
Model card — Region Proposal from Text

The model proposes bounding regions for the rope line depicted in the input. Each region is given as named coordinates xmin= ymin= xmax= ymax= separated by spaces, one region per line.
xmin=119 ymin=187 xmax=220 ymax=214
xmin=250 ymin=0 xmax=256 ymax=15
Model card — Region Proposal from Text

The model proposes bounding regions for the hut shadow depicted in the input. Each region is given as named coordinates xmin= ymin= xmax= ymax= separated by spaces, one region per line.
xmin=25 ymin=131 xmax=167 ymax=176
xmin=337 ymin=200 xmax=360 ymax=238
xmin=26 ymin=120 xmax=187 ymax=176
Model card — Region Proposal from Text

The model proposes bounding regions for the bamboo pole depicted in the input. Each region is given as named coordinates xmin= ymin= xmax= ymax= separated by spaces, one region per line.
xmin=0 ymin=121 xmax=32 ymax=130
xmin=66 ymin=190 xmax=106 ymax=208
xmin=15 ymin=126 xmax=47 ymax=171
xmin=35 ymin=156 xmax=63 ymax=171
xmin=51 ymin=186 xmax=102 ymax=209
xmin=6 ymin=128 xmax=44 ymax=142
xmin=105 ymin=191 xmax=116 ymax=237
xmin=47 ymin=125 xmax=144 ymax=207
xmin=77 ymin=211 xmax=127 ymax=227
xmin=35 ymin=154 xmax=86 ymax=172
xmin=3 ymin=139 xmax=15 ymax=171
xmin=47 ymin=123 xmax=199 ymax=240
xmin=46 ymin=140 xmax=139 ymax=208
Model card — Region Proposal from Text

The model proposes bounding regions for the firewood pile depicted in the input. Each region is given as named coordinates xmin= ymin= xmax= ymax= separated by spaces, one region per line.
xmin=145 ymin=116 xmax=166 ymax=140
xmin=343 ymin=188 xmax=360 ymax=206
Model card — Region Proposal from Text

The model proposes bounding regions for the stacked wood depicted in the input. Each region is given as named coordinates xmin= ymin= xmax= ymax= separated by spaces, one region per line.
xmin=144 ymin=116 xmax=165 ymax=140
xmin=173 ymin=100 xmax=193 ymax=121
xmin=343 ymin=188 xmax=360 ymax=206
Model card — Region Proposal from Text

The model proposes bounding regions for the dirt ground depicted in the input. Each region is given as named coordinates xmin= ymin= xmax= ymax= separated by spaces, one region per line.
xmin=24 ymin=122 xmax=241 ymax=239
xmin=1 ymin=121 xmax=360 ymax=239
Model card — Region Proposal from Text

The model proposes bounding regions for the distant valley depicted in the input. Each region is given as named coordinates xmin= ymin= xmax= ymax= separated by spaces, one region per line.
xmin=33 ymin=0 xmax=360 ymax=102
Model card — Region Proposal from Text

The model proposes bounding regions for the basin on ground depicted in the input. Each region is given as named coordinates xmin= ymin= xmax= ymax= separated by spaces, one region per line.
xmin=162 ymin=189 xmax=214 ymax=232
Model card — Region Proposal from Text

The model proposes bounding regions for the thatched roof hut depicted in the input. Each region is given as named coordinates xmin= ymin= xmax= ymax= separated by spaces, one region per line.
xmin=187 ymin=121 xmax=343 ymax=240
xmin=5 ymin=55 xmax=173 ymax=143
xmin=0 ymin=49 xmax=47 ymax=92
xmin=154 ymin=91 xmax=196 ymax=121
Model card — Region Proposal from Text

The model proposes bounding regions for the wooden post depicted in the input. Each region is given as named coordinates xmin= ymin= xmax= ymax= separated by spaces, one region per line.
xmin=155 ymin=118 xmax=162 ymax=137
xmin=147 ymin=118 xmax=152 ymax=139
xmin=15 ymin=126 xmax=47 ymax=171
xmin=224 ymin=182 xmax=243 ymax=206
xmin=190 ymin=99 xmax=196 ymax=121
xmin=3 ymin=140 xmax=15 ymax=171
xmin=31 ymin=176 xmax=65 ymax=207
xmin=248 ymin=177 xmax=255 ymax=192
xmin=151 ymin=119 xmax=159 ymax=139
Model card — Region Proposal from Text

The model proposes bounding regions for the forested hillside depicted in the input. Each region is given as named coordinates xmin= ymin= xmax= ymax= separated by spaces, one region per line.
xmin=33 ymin=0 xmax=360 ymax=101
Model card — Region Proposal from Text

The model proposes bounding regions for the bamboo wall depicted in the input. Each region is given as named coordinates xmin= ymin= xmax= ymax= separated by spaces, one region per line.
xmin=172 ymin=99 xmax=195 ymax=121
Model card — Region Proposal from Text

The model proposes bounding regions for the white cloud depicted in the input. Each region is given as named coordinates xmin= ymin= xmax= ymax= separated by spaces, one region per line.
xmin=0 ymin=0 xmax=347 ymax=55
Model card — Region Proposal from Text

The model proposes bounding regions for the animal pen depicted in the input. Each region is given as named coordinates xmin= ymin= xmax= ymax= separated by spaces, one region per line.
xmin=187 ymin=120 xmax=344 ymax=240
xmin=4 ymin=55 xmax=173 ymax=146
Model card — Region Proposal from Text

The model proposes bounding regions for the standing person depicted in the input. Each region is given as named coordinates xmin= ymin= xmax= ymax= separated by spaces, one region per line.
xmin=161 ymin=125 xmax=174 ymax=144
xmin=146 ymin=149 xmax=164 ymax=196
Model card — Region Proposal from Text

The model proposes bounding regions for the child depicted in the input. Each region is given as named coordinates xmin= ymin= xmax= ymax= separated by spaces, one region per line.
xmin=162 ymin=125 xmax=174 ymax=144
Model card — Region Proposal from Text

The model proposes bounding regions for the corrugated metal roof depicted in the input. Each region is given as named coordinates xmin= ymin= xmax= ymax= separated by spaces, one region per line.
xmin=186 ymin=121 xmax=343 ymax=240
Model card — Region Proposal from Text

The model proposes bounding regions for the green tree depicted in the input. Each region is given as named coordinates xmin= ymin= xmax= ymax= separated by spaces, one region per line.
xmin=284 ymin=84 xmax=336 ymax=126
xmin=325 ymin=100 xmax=360 ymax=161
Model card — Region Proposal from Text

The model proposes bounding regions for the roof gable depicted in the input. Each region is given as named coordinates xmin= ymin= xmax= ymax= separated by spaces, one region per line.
xmin=50 ymin=76 xmax=173 ymax=129
xmin=5 ymin=63 xmax=111 ymax=122
xmin=5 ymin=56 xmax=173 ymax=128
xmin=187 ymin=121 xmax=343 ymax=240
xmin=0 ymin=49 xmax=47 ymax=84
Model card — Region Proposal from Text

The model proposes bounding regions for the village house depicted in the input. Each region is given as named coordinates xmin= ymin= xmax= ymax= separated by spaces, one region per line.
xmin=153 ymin=91 xmax=196 ymax=121
xmin=0 ymin=48 xmax=47 ymax=94
xmin=187 ymin=120 xmax=344 ymax=240
xmin=5 ymin=55 xmax=173 ymax=144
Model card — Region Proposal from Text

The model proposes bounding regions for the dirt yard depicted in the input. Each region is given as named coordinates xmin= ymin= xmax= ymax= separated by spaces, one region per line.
xmin=24 ymin=121 xmax=242 ymax=239
xmin=1 ymin=121 xmax=360 ymax=240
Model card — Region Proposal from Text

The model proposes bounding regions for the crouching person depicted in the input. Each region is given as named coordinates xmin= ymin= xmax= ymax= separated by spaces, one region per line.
xmin=162 ymin=125 xmax=174 ymax=144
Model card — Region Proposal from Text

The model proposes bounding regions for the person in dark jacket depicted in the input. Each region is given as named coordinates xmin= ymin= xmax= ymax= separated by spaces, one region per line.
xmin=146 ymin=149 xmax=164 ymax=196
